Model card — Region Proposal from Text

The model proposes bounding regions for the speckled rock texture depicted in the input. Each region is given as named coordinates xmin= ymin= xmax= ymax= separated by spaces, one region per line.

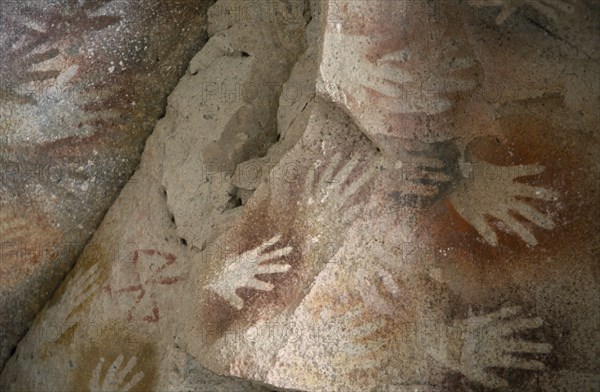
xmin=0 ymin=0 xmax=214 ymax=369
xmin=2 ymin=0 xmax=599 ymax=391
xmin=1 ymin=0 xmax=310 ymax=390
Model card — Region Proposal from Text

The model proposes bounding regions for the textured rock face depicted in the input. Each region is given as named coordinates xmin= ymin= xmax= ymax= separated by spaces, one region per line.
xmin=0 ymin=0 xmax=310 ymax=390
xmin=0 ymin=0 xmax=213 ymax=368
xmin=2 ymin=0 xmax=599 ymax=391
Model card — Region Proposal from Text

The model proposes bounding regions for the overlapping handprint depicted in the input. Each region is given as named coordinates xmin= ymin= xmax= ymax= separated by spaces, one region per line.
xmin=328 ymin=33 xmax=481 ymax=117
xmin=353 ymin=264 xmax=552 ymax=389
xmin=42 ymin=263 xmax=103 ymax=343
xmin=0 ymin=0 xmax=121 ymax=104
xmin=206 ymin=152 xmax=374 ymax=311
xmin=0 ymin=0 xmax=124 ymax=145
xmin=449 ymin=160 xmax=558 ymax=246
xmin=89 ymin=353 xmax=144 ymax=392
xmin=206 ymin=235 xmax=293 ymax=310
xmin=301 ymin=152 xmax=375 ymax=226
xmin=364 ymin=49 xmax=480 ymax=116
xmin=383 ymin=138 xmax=462 ymax=208
xmin=445 ymin=306 xmax=552 ymax=389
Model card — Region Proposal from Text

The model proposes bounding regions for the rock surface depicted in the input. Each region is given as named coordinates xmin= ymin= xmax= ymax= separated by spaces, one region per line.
xmin=2 ymin=0 xmax=599 ymax=391
xmin=1 ymin=0 xmax=310 ymax=390
xmin=0 ymin=0 xmax=213 ymax=368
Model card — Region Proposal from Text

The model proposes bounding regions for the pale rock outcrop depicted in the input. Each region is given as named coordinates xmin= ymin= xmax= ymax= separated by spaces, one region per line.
xmin=2 ymin=0 xmax=599 ymax=391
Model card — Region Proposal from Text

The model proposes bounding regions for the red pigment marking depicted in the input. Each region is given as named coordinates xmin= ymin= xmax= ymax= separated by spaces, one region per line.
xmin=108 ymin=248 xmax=182 ymax=323
xmin=157 ymin=277 xmax=181 ymax=285
xmin=142 ymin=305 xmax=160 ymax=323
